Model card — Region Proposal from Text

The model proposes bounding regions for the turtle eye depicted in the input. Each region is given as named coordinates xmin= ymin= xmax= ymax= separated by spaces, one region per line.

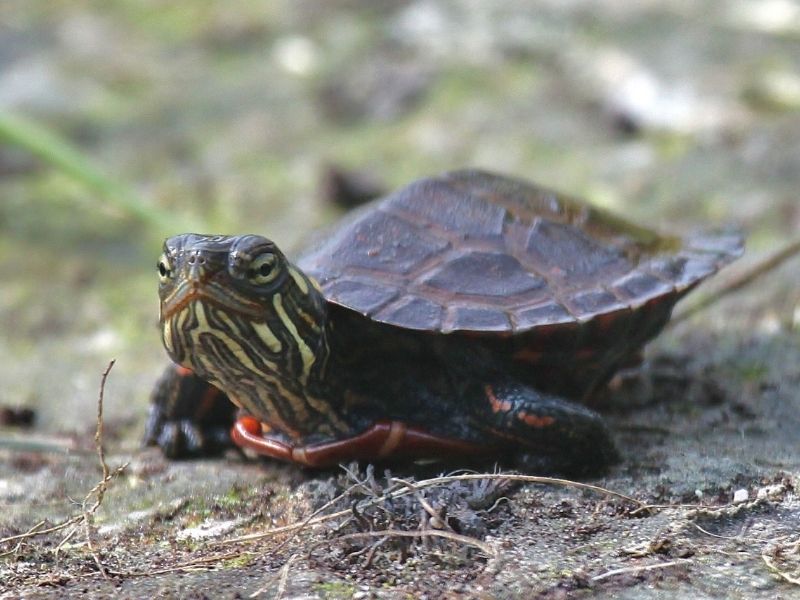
xmin=157 ymin=253 xmax=173 ymax=283
xmin=246 ymin=252 xmax=279 ymax=285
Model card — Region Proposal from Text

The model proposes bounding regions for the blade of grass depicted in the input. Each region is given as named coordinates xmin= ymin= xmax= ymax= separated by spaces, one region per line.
xmin=0 ymin=111 xmax=199 ymax=232
xmin=672 ymin=236 xmax=800 ymax=325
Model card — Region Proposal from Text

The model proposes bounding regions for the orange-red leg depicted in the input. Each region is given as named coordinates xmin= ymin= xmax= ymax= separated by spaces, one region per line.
xmin=232 ymin=416 xmax=487 ymax=467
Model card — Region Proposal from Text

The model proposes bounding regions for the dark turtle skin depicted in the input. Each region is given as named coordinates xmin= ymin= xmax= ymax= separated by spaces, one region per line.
xmin=144 ymin=170 xmax=742 ymax=473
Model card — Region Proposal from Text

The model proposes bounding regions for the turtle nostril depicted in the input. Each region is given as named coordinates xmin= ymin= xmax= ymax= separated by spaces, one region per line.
xmin=188 ymin=255 xmax=196 ymax=264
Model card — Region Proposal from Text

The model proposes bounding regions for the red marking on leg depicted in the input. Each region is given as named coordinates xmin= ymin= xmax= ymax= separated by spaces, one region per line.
xmin=237 ymin=415 xmax=262 ymax=436
xmin=485 ymin=385 xmax=512 ymax=413
xmin=174 ymin=365 xmax=194 ymax=377
xmin=232 ymin=416 xmax=294 ymax=462
xmin=517 ymin=411 xmax=555 ymax=428
xmin=231 ymin=417 xmax=487 ymax=467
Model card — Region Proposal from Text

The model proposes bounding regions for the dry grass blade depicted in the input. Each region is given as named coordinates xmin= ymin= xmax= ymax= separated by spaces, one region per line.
xmin=0 ymin=112 xmax=191 ymax=232
xmin=0 ymin=519 xmax=81 ymax=547
xmin=0 ymin=434 xmax=89 ymax=454
xmin=222 ymin=471 xmax=642 ymax=547
xmin=762 ymin=553 xmax=800 ymax=586
xmin=591 ymin=559 xmax=690 ymax=581
xmin=313 ymin=528 xmax=496 ymax=558
xmin=140 ymin=550 xmax=258 ymax=576
xmin=0 ymin=521 xmax=47 ymax=558
xmin=672 ymin=236 xmax=800 ymax=325
xmin=222 ymin=507 xmax=352 ymax=545
xmin=247 ymin=553 xmax=299 ymax=599
xmin=80 ymin=359 xmax=116 ymax=579
xmin=762 ymin=538 xmax=800 ymax=586
xmin=0 ymin=359 xmax=128 ymax=576
xmin=394 ymin=473 xmax=643 ymax=507
xmin=391 ymin=476 xmax=446 ymax=528
xmin=252 ymin=482 xmax=366 ymax=555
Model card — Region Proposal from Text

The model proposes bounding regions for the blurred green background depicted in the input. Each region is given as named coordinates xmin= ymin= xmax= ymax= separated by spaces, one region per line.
xmin=1 ymin=0 xmax=798 ymax=443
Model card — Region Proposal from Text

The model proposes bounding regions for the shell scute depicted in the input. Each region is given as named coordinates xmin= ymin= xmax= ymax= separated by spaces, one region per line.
xmin=524 ymin=220 xmax=631 ymax=286
xmin=514 ymin=301 xmax=575 ymax=330
xmin=611 ymin=272 xmax=675 ymax=305
xmin=389 ymin=178 xmax=507 ymax=239
xmin=321 ymin=210 xmax=450 ymax=277
xmin=321 ymin=278 xmax=398 ymax=315
xmin=375 ymin=296 xmax=444 ymax=331
xmin=296 ymin=170 xmax=742 ymax=336
xmin=566 ymin=289 xmax=629 ymax=321
xmin=422 ymin=252 xmax=546 ymax=298
xmin=445 ymin=306 xmax=510 ymax=333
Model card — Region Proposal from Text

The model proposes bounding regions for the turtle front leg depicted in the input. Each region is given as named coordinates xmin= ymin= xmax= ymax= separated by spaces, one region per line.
xmin=231 ymin=416 xmax=488 ymax=467
xmin=144 ymin=364 xmax=237 ymax=458
xmin=469 ymin=381 xmax=619 ymax=475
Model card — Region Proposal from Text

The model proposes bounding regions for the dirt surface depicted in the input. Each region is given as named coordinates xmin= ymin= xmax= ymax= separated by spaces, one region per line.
xmin=2 ymin=2 xmax=800 ymax=598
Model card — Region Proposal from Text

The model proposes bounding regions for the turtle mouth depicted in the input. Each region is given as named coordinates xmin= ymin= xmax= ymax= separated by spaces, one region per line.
xmin=159 ymin=280 xmax=267 ymax=376
xmin=161 ymin=280 xmax=263 ymax=322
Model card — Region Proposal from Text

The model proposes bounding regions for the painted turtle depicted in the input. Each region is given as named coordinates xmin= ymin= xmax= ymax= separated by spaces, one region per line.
xmin=145 ymin=170 xmax=742 ymax=473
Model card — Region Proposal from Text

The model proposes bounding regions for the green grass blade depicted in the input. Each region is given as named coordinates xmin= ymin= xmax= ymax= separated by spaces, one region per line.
xmin=0 ymin=111 xmax=196 ymax=232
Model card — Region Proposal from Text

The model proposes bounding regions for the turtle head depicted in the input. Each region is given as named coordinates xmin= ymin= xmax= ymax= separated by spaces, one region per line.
xmin=157 ymin=233 xmax=333 ymax=432
xmin=158 ymin=233 xmax=306 ymax=325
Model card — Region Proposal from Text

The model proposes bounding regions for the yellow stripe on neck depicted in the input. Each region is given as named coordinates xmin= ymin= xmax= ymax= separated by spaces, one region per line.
xmin=273 ymin=293 xmax=315 ymax=384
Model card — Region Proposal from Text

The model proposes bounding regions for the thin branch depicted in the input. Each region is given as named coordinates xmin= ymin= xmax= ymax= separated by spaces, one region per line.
xmin=392 ymin=474 xmax=643 ymax=507
xmin=762 ymin=552 xmax=800 ymax=586
xmin=247 ymin=553 xmax=299 ymax=600
xmin=591 ymin=559 xmax=690 ymax=582
xmin=140 ymin=550 xmax=257 ymax=576
xmin=0 ymin=112 xmax=192 ymax=231
xmin=315 ymin=528 xmax=496 ymax=558
xmin=0 ymin=360 xmax=127 ymax=580
xmin=762 ymin=538 xmax=800 ymax=586
xmin=222 ymin=472 xmax=643 ymax=546
xmin=78 ymin=359 xmax=117 ymax=579
xmin=672 ymin=237 xmax=800 ymax=325
xmin=0 ymin=520 xmax=47 ymax=558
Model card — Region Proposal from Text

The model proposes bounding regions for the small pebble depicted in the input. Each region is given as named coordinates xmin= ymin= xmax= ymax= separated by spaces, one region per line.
xmin=732 ymin=489 xmax=749 ymax=504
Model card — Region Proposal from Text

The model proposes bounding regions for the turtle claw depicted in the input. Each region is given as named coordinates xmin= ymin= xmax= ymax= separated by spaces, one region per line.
xmin=144 ymin=364 xmax=236 ymax=459
xmin=144 ymin=405 xmax=233 ymax=459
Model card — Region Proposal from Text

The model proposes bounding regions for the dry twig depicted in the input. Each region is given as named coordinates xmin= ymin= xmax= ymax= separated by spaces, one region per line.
xmin=762 ymin=538 xmax=800 ymax=586
xmin=80 ymin=359 xmax=116 ymax=579
xmin=0 ymin=360 xmax=128 ymax=580
xmin=311 ymin=528 xmax=496 ymax=558
xmin=591 ymin=559 xmax=690 ymax=581
xmin=141 ymin=550 xmax=258 ymax=576
xmin=248 ymin=552 xmax=299 ymax=599
xmin=672 ymin=236 xmax=800 ymax=325
xmin=222 ymin=471 xmax=643 ymax=547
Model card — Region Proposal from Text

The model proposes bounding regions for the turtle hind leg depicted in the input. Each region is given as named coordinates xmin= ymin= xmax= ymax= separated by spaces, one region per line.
xmin=144 ymin=364 xmax=237 ymax=458
xmin=471 ymin=381 xmax=619 ymax=476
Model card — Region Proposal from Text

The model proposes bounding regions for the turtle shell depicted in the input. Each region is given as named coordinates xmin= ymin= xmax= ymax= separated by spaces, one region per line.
xmin=297 ymin=170 xmax=743 ymax=335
